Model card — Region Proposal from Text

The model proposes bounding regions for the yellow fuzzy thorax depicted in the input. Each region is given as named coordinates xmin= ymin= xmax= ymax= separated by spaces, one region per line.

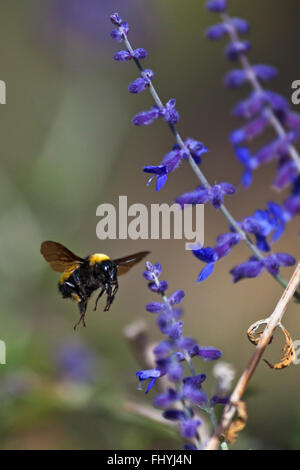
xmin=59 ymin=264 xmax=80 ymax=284
xmin=89 ymin=253 xmax=110 ymax=265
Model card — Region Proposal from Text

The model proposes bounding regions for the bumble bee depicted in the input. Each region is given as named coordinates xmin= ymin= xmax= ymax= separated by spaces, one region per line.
xmin=40 ymin=241 xmax=149 ymax=329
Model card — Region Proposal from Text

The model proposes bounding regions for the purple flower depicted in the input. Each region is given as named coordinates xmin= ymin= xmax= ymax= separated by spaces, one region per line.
xmin=180 ymin=419 xmax=202 ymax=439
xmin=56 ymin=341 xmax=95 ymax=384
xmin=252 ymin=64 xmax=278 ymax=81
xmin=168 ymin=322 xmax=184 ymax=340
xmin=265 ymin=253 xmax=296 ymax=276
xmin=214 ymin=232 xmax=242 ymax=259
xmin=110 ymin=29 xmax=125 ymax=42
xmin=132 ymin=48 xmax=148 ymax=60
xmin=192 ymin=245 xmax=216 ymax=282
xmin=148 ymin=280 xmax=169 ymax=293
xmin=254 ymin=132 xmax=298 ymax=165
xmin=168 ymin=290 xmax=185 ymax=306
xmin=175 ymin=187 xmax=209 ymax=207
xmin=128 ymin=77 xmax=148 ymax=94
xmin=146 ymin=302 xmax=166 ymax=313
xmin=206 ymin=23 xmax=228 ymax=40
xmin=225 ymin=41 xmax=251 ymax=61
xmin=231 ymin=258 xmax=265 ymax=282
xmin=110 ymin=13 xmax=122 ymax=27
xmin=136 ymin=369 xmax=161 ymax=393
xmin=144 ymin=146 xmax=186 ymax=191
xmin=184 ymin=138 xmax=208 ymax=164
xmin=192 ymin=246 xmax=216 ymax=264
xmin=268 ymin=202 xmax=286 ymax=241
xmin=192 ymin=230 xmax=241 ymax=282
xmin=230 ymin=18 xmax=250 ymax=34
xmin=206 ymin=0 xmax=227 ymax=13
xmin=225 ymin=69 xmax=248 ymax=88
xmin=283 ymin=177 xmax=300 ymax=219
xmin=190 ymin=345 xmax=222 ymax=361
xmin=143 ymin=165 xmax=168 ymax=192
xmin=182 ymin=375 xmax=207 ymax=405
xmin=230 ymin=253 xmax=295 ymax=282
xmin=234 ymin=146 xmax=255 ymax=187
xmin=153 ymin=341 xmax=172 ymax=358
xmin=114 ymin=50 xmax=132 ymax=62
xmin=111 ymin=22 xmax=129 ymax=42
xmin=175 ymin=182 xmax=235 ymax=210
xmin=133 ymin=99 xmax=179 ymax=128
xmin=128 ymin=69 xmax=154 ymax=94
xmin=233 ymin=92 xmax=266 ymax=119
xmin=283 ymin=111 xmax=300 ymax=131
xmin=209 ymin=182 xmax=236 ymax=209
xmin=133 ymin=106 xmax=161 ymax=126
xmin=163 ymin=409 xmax=186 ymax=421
xmin=162 ymin=99 xmax=179 ymax=125
xmin=241 ymin=209 xmax=279 ymax=252
xmin=167 ymin=360 xmax=184 ymax=382
xmin=231 ymin=115 xmax=270 ymax=145
xmin=265 ymin=91 xmax=289 ymax=112
xmin=154 ymin=388 xmax=180 ymax=408
xmin=210 ymin=395 xmax=229 ymax=406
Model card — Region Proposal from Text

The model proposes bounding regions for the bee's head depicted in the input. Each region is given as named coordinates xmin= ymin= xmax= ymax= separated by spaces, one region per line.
xmin=96 ymin=260 xmax=117 ymax=283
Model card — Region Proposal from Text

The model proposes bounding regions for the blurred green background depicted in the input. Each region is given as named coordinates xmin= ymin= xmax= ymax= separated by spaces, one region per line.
xmin=0 ymin=0 xmax=299 ymax=450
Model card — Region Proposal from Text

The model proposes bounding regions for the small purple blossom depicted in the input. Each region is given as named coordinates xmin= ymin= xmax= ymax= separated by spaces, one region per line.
xmin=241 ymin=208 xmax=279 ymax=252
xmin=175 ymin=182 xmax=235 ymax=210
xmin=154 ymin=388 xmax=180 ymax=408
xmin=184 ymin=138 xmax=208 ymax=164
xmin=206 ymin=0 xmax=227 ymax=13
xmin=128 ymin=69 xmax=154 ymax=94
xmin=56 ymin=341 xmax=95 ymax=384
xmin=114 ymin=50 xmax=132 ymax=62
xmin=182 ymin=376 xmax=207 ymax=405
xmin=252 ymin=64 xmax=278 ymax=81
xmin=143 ymin=145 xmax=191 ymax=191
xmin=133 ymin=106 xmax=161 ymax=126
xmin=161 ymin=99 xmax=180 ymax=125
xmin=225 ymin=69 xmax=248 ymax=89
xmin=180 ymin=419 xmax=202 ymax=439
xmin=231 ymin=253 xmax=295 ymax=282
xmin=146 ymin=302 xmax=166 ymax=313
xmin=190 ymin=345 xmax=222 ymax=361
xmin=192 ymin=232 xmax=241 ymax=282
xmin=225 ymin=41 xmax=251 ymax=61
xmin=136 ymin=369 xmax=162 ymax=393
xmin=231 ymin=115 xmax=270 ymax=145
xmin=206 ymin=23 xmax=228 ymax=40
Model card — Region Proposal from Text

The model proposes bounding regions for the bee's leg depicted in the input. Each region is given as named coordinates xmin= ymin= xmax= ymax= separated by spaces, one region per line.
xmin=74 ymin=298 xmax=87 ymax=330
xmin=112 ymin=283 xmax=118 ymax=297
xmin=104 ymin=283 xmax=118 ymax=312
xmin=93 ymin=287 xmax=106 ymax=311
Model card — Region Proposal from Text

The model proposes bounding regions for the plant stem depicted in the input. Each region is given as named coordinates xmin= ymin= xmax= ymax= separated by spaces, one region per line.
xmin=204 ymin=262 xmax=300 ymax=450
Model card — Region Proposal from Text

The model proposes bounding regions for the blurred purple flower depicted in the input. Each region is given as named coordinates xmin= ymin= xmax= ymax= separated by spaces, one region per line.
xmin=56 ymin=341 xmax=96 ymax=384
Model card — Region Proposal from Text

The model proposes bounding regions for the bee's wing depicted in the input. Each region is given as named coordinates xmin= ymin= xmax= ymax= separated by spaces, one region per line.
xmin=114 ymin=251 xmax=150 ymax=276
xmin=40 ymin=241 xmax=84 ymax=273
